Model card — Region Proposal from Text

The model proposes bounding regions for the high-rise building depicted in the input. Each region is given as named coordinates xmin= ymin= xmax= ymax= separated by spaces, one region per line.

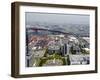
xmin=60 ymin=44 xmax=67 ymax=56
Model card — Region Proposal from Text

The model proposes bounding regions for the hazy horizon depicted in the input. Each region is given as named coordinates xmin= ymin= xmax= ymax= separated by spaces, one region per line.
xmin=25 ymin=12 xmax=90 ymax=26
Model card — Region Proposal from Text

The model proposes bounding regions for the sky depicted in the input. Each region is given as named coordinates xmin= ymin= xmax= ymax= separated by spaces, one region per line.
xmin=25 ymin=12 xmax=90 ymax=25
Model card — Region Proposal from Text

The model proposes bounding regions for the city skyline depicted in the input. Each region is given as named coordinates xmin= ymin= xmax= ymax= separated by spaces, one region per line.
xmin=25 ymin=12 xmax=90 ymax=67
